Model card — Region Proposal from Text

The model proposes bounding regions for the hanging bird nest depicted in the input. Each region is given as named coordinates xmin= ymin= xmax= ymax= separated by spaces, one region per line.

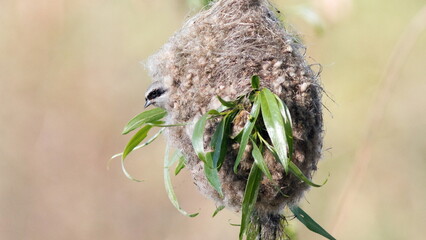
xmin=147 ymin=0 xmax=323 ymax=213
xmin=121 ymin=0 xmax=327 ymax=239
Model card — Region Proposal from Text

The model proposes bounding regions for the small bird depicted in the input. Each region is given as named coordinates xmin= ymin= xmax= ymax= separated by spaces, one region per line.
xmin=144 ymin=0 xmax=323 ymax=239
xmin=144 ymin=81 xmax=168 ymax=108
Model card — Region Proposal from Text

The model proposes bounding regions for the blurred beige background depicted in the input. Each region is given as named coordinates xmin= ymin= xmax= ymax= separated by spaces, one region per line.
xmin=1 ymin=0 xmax=425 ymax=239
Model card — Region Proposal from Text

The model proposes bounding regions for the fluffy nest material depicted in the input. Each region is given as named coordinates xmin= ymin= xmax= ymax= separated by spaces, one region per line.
xmin=147 ymin=0 xmax=323 ymax=237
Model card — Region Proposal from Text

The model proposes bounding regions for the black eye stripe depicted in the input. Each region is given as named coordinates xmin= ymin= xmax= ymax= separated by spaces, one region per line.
xmin=147 ymin=89 xmax=166 ymax=100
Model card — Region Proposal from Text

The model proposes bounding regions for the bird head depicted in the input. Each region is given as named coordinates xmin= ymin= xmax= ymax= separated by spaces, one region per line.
xmin=144 ymin=81 xmax=169 ymax=108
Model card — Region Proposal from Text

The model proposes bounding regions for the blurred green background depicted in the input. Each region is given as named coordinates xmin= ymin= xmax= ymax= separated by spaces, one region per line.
xmin=1 ymin=0 xmax=425 ymax=239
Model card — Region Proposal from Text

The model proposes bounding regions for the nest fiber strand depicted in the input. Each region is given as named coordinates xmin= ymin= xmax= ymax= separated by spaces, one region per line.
xmin=147 ymin=0 xmax=323 ymax=238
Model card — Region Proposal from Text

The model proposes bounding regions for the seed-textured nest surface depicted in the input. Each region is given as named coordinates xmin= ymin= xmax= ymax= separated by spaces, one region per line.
xmin=147 ymin=0 xmax=322 ymax=220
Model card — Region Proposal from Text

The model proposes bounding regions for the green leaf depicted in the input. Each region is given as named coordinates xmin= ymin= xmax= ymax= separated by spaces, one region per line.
xmin=239 ymin=164 xmax=263 ymax=240
xmin=212 ymin=205 xmax=225 ymax=217
xmin=164 ymin=146 xmax=199 ymax=217
xmin=111 ymin=128 xmax=165 ymax=160
xmin=288 ymin=161 xmax=326 ymax=187
xmin=110 ymin=128 xmax=164 ymax=178
xmin=192 ymin=112 xmax=209 ymax=163
xmin=274 ymin=95 xmax=294 ymax=160
xmin=290 ymin=205 xmax=335 ymax=240
xmin=114 ymin=128 xmax=164 ymax=182
xmin=217 ymin=96 xmax=237 ymax=108
xmin=122 ymin=108 xmax=166 ymax=134
xmin=234 ymin=96 xmax=261 ymax=173
xmin=211 ymin=117 xmax=227 ymax=167
xmin=204 ymin=153 xmax=224 ymax=197
xmin=251 ymin=75 xmax=260 ymax=89
xmin=259 ymin=88 xmax=289 ymax=172
xmin=174 ymin=155 xmax=186 ymax=176
xmin=122 ymin=125 xmax=153 ymax=159
xmin=211 ymin=112 xmax=235 ymax=169
xmin=250 ymin=139 xmax=272 ymax=181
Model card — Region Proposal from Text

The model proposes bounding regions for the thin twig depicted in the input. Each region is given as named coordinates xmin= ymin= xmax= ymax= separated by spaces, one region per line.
xmin=330 ymin=5 xmax=426 ymax=235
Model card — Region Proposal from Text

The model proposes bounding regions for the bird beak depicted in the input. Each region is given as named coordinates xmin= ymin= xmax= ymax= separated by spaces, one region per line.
xmin=144 ymin=99 xmax=152 ymax=108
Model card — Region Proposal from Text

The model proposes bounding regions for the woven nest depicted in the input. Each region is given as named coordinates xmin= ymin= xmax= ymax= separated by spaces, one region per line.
xmin=147 ymin=0 xmax=323 ymax=226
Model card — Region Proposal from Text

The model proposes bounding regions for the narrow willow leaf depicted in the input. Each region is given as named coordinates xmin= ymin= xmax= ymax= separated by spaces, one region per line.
xmin=204 ymin=153 xmax=224 ymax=197
xmin=289 ymin=161 xmax=326 ymax=187
xmin=250 ymin=139 xmax=272 ymax=181
xmin=148 ymin=120 xmax=165 ymax=125
xmin=164 ymin=146 xmax=199 ymax=217
xmin=234 ymin=96 xmax=261 ymax=173
xmin=111 ymin=128 xmax=165 ymax=160
xmin=239 ymin=164 xmax=262 ymax=240
xmin=217 ymin=96 xmax=237 ymax=108
xmin=274 ymin=95 xmax=294 ymax=160
xmin=109 ymin=128 xmax=164 ymax=176
xmin=259 ymin=88 xmax=289 ymax=172
xmin=125 ymin=128 xmax=163 ymax=152
xmin=212 ymin=205 xmax=225 ymax=217
xmin=115 ymin=128 xmax=164 ymax=182
xmin=218 ymin=113 xmax=235 ymax=168
xmin=192 ymin=112 xmax=209 ymax=163
xmin=211 ymin=112 xmax=235 ymax=169
xmin=122 ymin=125 xmax=153 ymax=159
xmin=122 ymin=108 xmax=166 ymax=134
xmin=211 ymin=116 xmax=227 ymax=168
xmin=290 ymin=206 xmax=336 ymax=240
xmin=174 ymin=155 xmax=186 ymax=176
xmin=251 ymin=75 xmax=260 ymax=89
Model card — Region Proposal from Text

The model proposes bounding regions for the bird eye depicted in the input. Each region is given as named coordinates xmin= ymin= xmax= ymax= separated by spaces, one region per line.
xmin=147 ymin=88 xmax=166 ymax=100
